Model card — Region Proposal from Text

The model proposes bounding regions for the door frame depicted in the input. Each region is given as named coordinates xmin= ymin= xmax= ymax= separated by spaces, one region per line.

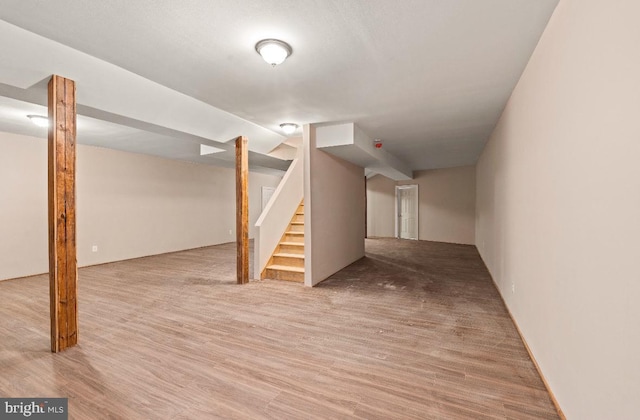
xmin=395 ymin=184 xmax=419 ymax=240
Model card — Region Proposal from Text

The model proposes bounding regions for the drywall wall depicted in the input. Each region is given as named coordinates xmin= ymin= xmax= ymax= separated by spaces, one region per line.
xmin=0 ymin=132 xmax=48 ymax=282
xmin=304 ymin=124 xmax=365 ymax=286
xmin=0 ymin=131 xmax=282 ymax=281
xmin=399 ymin=166 xmax=476 ymax=245
xmin=366 ymin=174 xmax=395 ymax=238
xmin=367 ymin=167 xmax=476 ymax=244
xmin=475 ymin=1 xmax=640 ymax=418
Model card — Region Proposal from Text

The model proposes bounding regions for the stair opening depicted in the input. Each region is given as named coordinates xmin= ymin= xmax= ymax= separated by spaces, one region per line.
xmin=262 ymin=200 xmax=305 ymax=283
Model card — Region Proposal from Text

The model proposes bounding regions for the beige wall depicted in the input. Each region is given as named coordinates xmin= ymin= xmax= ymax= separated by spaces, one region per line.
xmin=366 ymin=174 xmax=395 ymax=238
xmin=1 ymin=132 xmax=48 ymax=281
xmin=0 ymin=131 xmax=282 ymax=281
xmin=476 ymin=1 xmax=640 ymax=419
xmin=399 ymin=166 xmax=476 ymax=245
xmin=367 ymin=166 xmax=476 ymax=245
xmin=304 ymin=124 xmax=365 ymax=286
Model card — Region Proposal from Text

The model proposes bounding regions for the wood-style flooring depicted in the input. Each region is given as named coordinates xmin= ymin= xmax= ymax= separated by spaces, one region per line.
xmin=0 ymin=239 xmax=558 ymax=419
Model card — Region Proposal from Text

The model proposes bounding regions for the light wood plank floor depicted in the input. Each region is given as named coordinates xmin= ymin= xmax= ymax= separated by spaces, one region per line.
xmin=0 ymin=239 xmax=558 ymax=419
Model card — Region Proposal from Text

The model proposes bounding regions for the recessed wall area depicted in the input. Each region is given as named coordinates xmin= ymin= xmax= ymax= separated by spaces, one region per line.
xmin=0 ymin=131 xmax=282 ymax=281
xmin=366 ymin=165 xmax=476 ymax=245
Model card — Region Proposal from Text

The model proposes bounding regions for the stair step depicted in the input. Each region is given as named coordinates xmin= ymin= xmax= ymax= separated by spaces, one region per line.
xmin=288 ymin=223 xmax=304 ymax=232
xmin=272 ymin=252 xmax=305 ymax=267
xmin=279 ymin=243 xmax=304 ymax=254
xmin=291 ymin=221 xmax=304 ymax=225
xmin=264 ymin=265 xmax=305 ymax=282
xmin=274 ymin=253 xmax=304 ymax=259
xmin=286 ymin=231 xmax=304 ymax=235
xmin=284 ymin=235 xmax=304 ymax=243
xmin=266 ymin=264 xmax=304 ymax=273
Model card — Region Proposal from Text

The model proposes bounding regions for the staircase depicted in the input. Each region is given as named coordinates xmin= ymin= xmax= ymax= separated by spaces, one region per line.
xmin=263 ymin=201 xmax=305 ymax=282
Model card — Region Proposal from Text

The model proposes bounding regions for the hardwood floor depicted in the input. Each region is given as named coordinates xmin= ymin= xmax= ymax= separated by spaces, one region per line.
xmin=0 ymin=239 xmax=558 ymax=419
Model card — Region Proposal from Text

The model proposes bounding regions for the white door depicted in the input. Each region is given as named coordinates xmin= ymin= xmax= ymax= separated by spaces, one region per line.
xmin=261 ymin=186 xmax=276 ymax=211
xmin=396 ymin=185 xmax=418 ymax=240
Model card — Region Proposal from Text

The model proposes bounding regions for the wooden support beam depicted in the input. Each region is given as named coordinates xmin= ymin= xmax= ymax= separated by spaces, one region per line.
xmin=235 ymin=136 xmax=249 ymax=284
xmin=48 ymin=75 xmax=78 ymax=352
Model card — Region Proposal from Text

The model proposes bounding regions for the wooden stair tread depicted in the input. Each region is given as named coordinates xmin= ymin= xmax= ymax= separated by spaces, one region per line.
xmin=261 ymin=198 xmax=306 ymax=282
xmin=274 ymin=253 xmax=304 ymax=259
xmin=266 ymin=265 xmax=305 ymax=273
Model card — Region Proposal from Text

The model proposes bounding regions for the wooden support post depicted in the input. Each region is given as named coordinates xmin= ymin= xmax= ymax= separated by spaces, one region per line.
xmin=48 ymin=75 xmax=78 ymax=352
xmin=235 ymin=136 xmax=249 ymax=284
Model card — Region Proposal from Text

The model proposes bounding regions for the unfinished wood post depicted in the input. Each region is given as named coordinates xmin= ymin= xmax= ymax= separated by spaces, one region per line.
xmin=235 ymin=136 xmax=249 ymax=284
xmin=48 ymin=75 xmax=78 ymax=352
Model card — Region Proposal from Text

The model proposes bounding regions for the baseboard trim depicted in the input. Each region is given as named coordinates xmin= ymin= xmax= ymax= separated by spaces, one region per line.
xmin=0 ymin=241 xmax=244 ymax=283
xmin=491 ymin=277 xmax=566 ymax=420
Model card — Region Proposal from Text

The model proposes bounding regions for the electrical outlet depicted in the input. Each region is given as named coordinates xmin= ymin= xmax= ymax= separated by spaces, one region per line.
xmin=511 ymin=283 xmax=515 ymax=293
xmin=229 ymin=229 xmax=233 ymax=235
xmin=92 ymin=245 xmax=98 ymax=252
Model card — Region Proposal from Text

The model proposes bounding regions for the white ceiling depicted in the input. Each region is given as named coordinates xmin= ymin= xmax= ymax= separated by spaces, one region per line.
xmin=0 ymin=0 xmax=558 ymax=171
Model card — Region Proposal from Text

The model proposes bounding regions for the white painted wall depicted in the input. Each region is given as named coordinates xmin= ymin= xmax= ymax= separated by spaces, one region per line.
xmin=0 ymin=132 xmax=48 ymax=281
xmin=304 ymin=124 xmax=365 ymax=286
xmin=367 ymin=167 xmax=476 ymax=245
xmin=254 ymin=144 xmax=303 ymax=278
xmin=476 ymin=1 xmax=640 ymax=418
xmin=399 ymin=166 xmax=476 ymax=245
xmin=366 ymin=175 xmax=396 ymax=238
xmin=0 ymin=131 xmax=281 ymax=281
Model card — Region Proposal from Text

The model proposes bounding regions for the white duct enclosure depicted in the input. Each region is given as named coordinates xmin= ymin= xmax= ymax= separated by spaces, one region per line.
xmin=315 ymin=123 xmax=413 ymax=181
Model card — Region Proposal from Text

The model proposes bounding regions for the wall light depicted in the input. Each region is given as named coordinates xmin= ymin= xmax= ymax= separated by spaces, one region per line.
xmin=280 ymin=123 xmax=298 ymax=135
xmin=27 ymin=115 xmax=49 ymax=128
xmin=255 ymin=39 xmax=292 ymax=66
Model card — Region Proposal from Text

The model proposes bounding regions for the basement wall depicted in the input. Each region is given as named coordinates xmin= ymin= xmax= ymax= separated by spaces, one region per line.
xmin=399 ymin=166 xmax=475 ymax=245
xmin=0 ymin=131 xmax=282 ymax=281
xmin=304 ymin=124 xmax=365 ymax=286
xmin=475 ymin=0 xmax=640 ymax=418
xmin=367 ymin=166 xmax=476 ymax=245
xmin=366 ymin=174 xmax=396 ymax=238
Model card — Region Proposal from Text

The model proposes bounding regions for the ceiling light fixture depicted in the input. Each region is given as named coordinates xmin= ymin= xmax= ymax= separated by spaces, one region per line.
xmin=280 ymin=123 xmax=298 ymax=135
xmin=27 ymin=115 xmax=49 ymax=128
xmin=255 ymin=39 xmax=292 ymax=66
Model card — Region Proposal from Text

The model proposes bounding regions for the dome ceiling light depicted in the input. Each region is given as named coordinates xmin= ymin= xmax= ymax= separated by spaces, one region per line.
xmin=280 ymin=123 xmax=298 ymax=135
xmin=27 ymin=115 xmax=49 ymax=128
xmin=255 ymin=39 xmax=292 ymax=66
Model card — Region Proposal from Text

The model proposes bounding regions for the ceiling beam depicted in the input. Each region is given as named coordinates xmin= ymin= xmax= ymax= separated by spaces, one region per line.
xmin=315 ymin=123 xmax=413 ymax=181
xmin=0 ymin=20 xmax=285 ymax=155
